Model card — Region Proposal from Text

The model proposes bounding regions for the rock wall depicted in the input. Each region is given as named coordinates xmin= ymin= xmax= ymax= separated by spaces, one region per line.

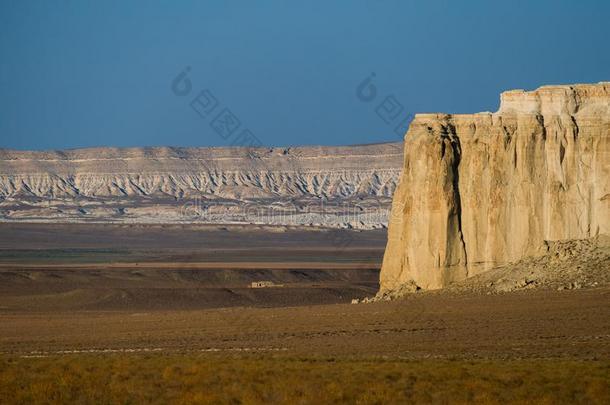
xmin=380 ymin=83 xmax=610 ymax=291
xmin=0 ymin=143 xmax=403 ymax=227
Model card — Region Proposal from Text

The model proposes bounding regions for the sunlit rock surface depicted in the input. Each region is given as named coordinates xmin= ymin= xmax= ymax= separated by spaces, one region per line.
xmin=381 ymin=83 xmax=610 ymax=291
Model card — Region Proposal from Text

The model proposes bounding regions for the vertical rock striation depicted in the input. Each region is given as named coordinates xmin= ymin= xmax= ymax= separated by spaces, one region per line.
xmin=0 ymin=143 xmax=403 ymax=227
xmin=380 ymin=83 xmax=610 ymax=291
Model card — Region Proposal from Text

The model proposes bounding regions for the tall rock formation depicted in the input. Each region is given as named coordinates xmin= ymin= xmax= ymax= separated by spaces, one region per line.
xmin=380 ymin=83 xmax=610 ymax=291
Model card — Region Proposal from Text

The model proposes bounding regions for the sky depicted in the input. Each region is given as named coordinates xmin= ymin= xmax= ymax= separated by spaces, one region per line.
xmin=0 ymin=0 xmax=608 ymax=150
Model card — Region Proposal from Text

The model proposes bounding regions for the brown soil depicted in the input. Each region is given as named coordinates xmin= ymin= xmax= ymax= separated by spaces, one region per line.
xmin=0 ymin=223 xmax=384 ymax=311
xmin=0 ymin=224 xmax=608 ymax=362
xmin=0 ymin=287 xmax=608 ymax=360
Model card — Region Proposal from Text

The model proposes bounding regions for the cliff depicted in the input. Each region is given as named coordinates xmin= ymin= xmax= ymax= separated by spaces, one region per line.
xmin=0 ymin=143 xmax=402 ymax=227
xmin=380 ymin=82 xmax=610 ymax=291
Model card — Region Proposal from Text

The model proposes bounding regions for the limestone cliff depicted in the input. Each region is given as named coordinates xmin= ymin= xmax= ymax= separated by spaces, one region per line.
xmin=380 ymin=83 xmax=610 ymax=291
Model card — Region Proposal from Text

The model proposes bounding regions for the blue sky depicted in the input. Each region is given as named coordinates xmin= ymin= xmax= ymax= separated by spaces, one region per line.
xmin=0 ymin=0 xmax=608 ymax=150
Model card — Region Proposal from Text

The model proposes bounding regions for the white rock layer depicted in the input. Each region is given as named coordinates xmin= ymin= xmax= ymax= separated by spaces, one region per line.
xmin=0 ymin=143 xmax=403 ymax=227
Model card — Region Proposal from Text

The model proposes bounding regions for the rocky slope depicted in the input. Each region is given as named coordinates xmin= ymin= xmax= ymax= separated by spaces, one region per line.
xmin=0 ymin=143 xmax=403 ymax=228
xmin=380 ymin=82 xmax=610 ymax=291
xmin=451 ymin=235 xmax=610 ymax=294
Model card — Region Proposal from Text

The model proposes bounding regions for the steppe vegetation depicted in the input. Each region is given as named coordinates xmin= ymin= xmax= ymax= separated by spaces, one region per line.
xmin=1 ymin=355 xmax=608 ymax=404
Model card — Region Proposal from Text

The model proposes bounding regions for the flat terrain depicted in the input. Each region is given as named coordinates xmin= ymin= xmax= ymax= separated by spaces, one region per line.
xmin=2 ymin=286 xmax=609 ymax=403
xmin=0 ymin=223 xmax=385 ymax=310
xmin=1 ymin=287 xmax=609 ymax=359
xmin=0 ymin=223 xmax=608 ymax=403
xmin=1 ymin=223 xmax=608 ymax=359
xmin=2 ymin=355 xmax=608 ymax=404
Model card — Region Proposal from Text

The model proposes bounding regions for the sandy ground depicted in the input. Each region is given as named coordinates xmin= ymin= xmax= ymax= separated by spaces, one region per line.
xmin=1 ymin=287 xmax=609 ymax=360
xmin=0 ymin=223 xmax=608 ymax=362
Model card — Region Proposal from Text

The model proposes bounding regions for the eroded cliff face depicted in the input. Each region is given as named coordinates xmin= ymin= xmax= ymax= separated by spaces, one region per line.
xmin=0 ymin=143 xmax=402 ymax=227
xmin=380 ymin=83 xmax=610 ymax=291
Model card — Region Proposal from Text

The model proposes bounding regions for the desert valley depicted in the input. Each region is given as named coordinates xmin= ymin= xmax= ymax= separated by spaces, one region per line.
xmin=0 ymin=83 xmax=609 ymax=403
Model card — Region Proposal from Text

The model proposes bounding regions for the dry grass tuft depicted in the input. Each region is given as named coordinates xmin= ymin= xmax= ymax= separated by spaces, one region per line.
xmin=0 ymin=354 xmax=608 ymax=404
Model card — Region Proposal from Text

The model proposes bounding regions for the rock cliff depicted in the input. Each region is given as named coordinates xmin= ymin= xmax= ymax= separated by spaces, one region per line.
xmin=0 ymin=143 xmax=402 ymax=227
xmin=380 ymin=83 xmax=610 ymax=291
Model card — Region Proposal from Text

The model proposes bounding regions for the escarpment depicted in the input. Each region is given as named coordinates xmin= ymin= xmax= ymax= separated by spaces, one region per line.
xmin=380 ymin=83 xmax=610 ymax=291
xmin=0 ymin=143 xmax=402 ymax=227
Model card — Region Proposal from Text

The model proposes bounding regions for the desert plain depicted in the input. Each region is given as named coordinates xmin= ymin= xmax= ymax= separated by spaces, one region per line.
xmin=0 ymin=223 xmax=608 ymax=403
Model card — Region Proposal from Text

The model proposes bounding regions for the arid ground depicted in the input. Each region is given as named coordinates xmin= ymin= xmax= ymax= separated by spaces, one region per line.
xmin=0 ymin=224 xmax=608 ymax=403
